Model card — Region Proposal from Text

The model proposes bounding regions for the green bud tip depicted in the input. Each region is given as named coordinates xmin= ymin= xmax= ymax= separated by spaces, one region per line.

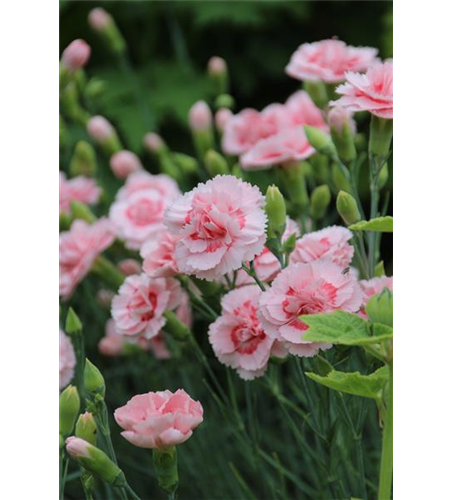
xmin=65 ymin=307 xmax=82 ymax=334
xmin=163 ymin=310 xmax=191 ymax=341
xmin=304 ymin=126 xmax=336 ymax=156
xmin=70 ymin=140 xmax=97 ymax=177
xmin=204 ymin=149 xmax=229 ymax=176
xmin=84 ymin=359 xmax=106 ymax=397
xmin=59 ymin=385 xmax=81 ymax=437
xmin=365 ymin=288 xmax=393 ymax=327
xmin=310 ymin=185 xmax=331 ymax=219
xmin=265 ymin=185 xmax=287 ymax=238
xmin=336 ymin=190 xmax=361 ymax=226
xmin=75 ymin=412 xmax=98 ymax=446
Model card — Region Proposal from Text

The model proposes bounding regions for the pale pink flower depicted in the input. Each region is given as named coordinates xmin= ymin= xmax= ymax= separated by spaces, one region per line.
xmin=259 ymin=260 xmax=363 ymax=357
xmin=359 ymin=275 xmax=393 ymax=317
xmin=59 ymin=172 xmax=101 ymax=214
xmin=285 ymin=91 xmax=328 ymax=131
xmin=118 ymin=259 xmax=142 ymax=276
xmin=241 ymin=128 xmax=315 ymax=170
xmin=286 ymin=39 xmax=378 ymax=83
xmin=116 ymin=171 xmax=180 ymax=202
xmin=331 ymin=61 xmax=393 ymax=119
xmin=114 ymin=389 xmax=204 ymax=449
xmin=148 ymin=335 xmax=172 ymax=360
xmin=164 ymin=175 xmax=267 ymax=281
xmin=65 ymin=437 xmax=91 ymax=458
xmin=61 ymin=39 xmax=91 ymax=72
xmin=215 ymin=108 xmax=233 ymax=133
xmin=87 ymin=116 xmax=115 ymax=142
xmin=59 ymin=219 xmax=115 ymax=299
xmin=111 ymin=273 xmax=181 ymax=339
xmin=143 ymin=133 xmax=165 ymax=154
xmin=60 ymin=330 xmax=76 ymax=390
xmin=110 ymin=151 xmax=143 ymax=179
xmin=175 ymin=290 xmax=193 ymax=330
xmin=88 ymin=8 xmax=111 ymax=31
xmin=141 ymin=231 xmax=180 ymax=278
xmin=208 ymin=286 xmax=276 ymax=380
xmin=291 ymin=226 xmax=354 ymax=268
xmin=188 ymin=101 xmax=212 ymax=131
xmin=99 ymin=320 xmax=126 ymax=357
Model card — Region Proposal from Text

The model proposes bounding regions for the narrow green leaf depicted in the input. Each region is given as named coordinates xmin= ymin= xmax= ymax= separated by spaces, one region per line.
xmin=302 ymin=311 xmax=392 ymax=346
xmin=348 ymin=216 xmax=393 ymax=232
xmin=306 ymin=366 xmax=389 ymax=399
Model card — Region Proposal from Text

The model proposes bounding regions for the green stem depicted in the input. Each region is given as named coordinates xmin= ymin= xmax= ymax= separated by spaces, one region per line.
xmin=125 ymin=483 xmax=142 ymax=500
xmin=378 ymin=363 xmax=393 ymax=500
xmin=241 ymin=264 xmax=266 ymax=292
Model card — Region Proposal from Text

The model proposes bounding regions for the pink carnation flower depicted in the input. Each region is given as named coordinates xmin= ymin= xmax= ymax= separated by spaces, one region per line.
xmin=164 ymin=175 xmax=267 ymax=281
xmin=359 ymin=275 xmax=393 ymax=317
xmin=59 ymin=172 xmax=101 ymax=214
xmin=209 ymin=286 xmax=279 ymax=380
xmin=114 ymin=389 xmax=204 ymax=449
xmin=118 ymin=259 xmax=142 ymax=276
xmin=141 ymin=230 xmax=180 ymax=278
xmin=59 ymin=219 xmax=115 ymax=299
xmin=286 ymin=39 xmax=378 ymax=83
xmin=241 ymin=128 xmax=315 ymax=170
xmin=259 ymin=260 xmax=363 ymax=357
xmin=60 ymin=329 xmax=76 ymax=390
xmin=291 ymin=226 xmax=354 ymax=268
xmin=285 ymin=91 xmax=328 ymax=131
xmin=111 ymin=273 xmax=181 ymax=339
xmin=116 ymin=171 xmax=180 ymax=202
xmin=331 ymin=61 xmax=393 ymax=119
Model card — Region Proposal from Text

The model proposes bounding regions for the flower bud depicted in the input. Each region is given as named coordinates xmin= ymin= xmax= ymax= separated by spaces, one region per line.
xmin=231 ymin=163 xmax=244 ymax=179
xmin=87 ymin=116 xmax=122 ymax=157
xmin=265 ymin=186 xmax=287 ymax=239
xmin=332 ymin=163 xmax=351 ymax=192
xmin=310 ymin=153 xmax=329 ymax=185
xmin=70 ymin=201 xmax=97 ymax=224
xmin=208 ymin=56 xmax=229 ymax=95
xmin=84 ymin=78 xmax=106 ymax=100
xmin=143 ymin=133 xmax=167 ymax=156
xmin=310 ymin=184 xmax=331 ymax=220
xmin=366 ymin=288 xmax=393 ymax=327
xmin=282 ymin=163 xmax=309 ymax=209
xmin=214 ymin=94 xmax=235 ymax=110
xmin=304 ymin=126 xmax=336 ymax=156
xmin=153 ymin=447 xmax=178 ymax=495
xmin=88 ymin=8 xmax=126 ymax=55
xmin=66 ymin=307 xmax=83 ymax=335
xmin=84 ymin=359 xmax=106 ymax=397
xmin=303 ymin=80 xmax=328 ymax=109
xmin=66 ymin=437 xmax=126 ymax=487
xmin=336 ymin=190 xmax=361 ymax=226
xmin=110 ymin=150 xmax=142 ymax=179
xmin=61 ymin=39 xmax=91 ymax=73
xmin=171 ymin=152 xmax=199 ymax=175
xmin=378 ymin=163 xmax=389 ymax=190
xmin=59 ymin=385 xmax=80 ymax=437
xmin=60 ymin=83 xmax=90 ymax=125
xmin=75 ymin=412 xmax=97 ymax=446
xmin=328 ymin=107 xmax=356 ymax=163
xmin=215 ymin=108 xmax=233 ymax=133
xmin=283 ymin=233 xmax=297 ymax=255
xmin=204 ymin=150 xmax=229 ymax=177
xmin=369 ymin=115 xmax=393 ymax=157
xmin=118 ymin=259 xmax=141 ymax=276
xmin=69 ymin=141 xmax=97 ymax=177
xmin=163 ymin=310 xmax=191 ymax=341
xmin=189 ymin=101 xmax=212 ymax=132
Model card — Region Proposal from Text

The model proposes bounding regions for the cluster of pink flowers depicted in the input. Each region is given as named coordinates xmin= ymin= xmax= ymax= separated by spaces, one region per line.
xmin=59 ymin=219 xmax=115 ymax=299
xmin=59 ymin=172 xmax=101 ymax=214
xmin=359 ymin=275 xmax=394 ymax=317
xmin=109 ymin=171 xmax=180 ymax=250
xmin=222 ymin=91 xmax=326 ymax=169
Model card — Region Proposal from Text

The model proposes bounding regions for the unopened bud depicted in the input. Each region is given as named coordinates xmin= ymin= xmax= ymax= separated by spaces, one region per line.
xmin=231 ymin=163 xmax=244 ymax=179
xmin=110 ymin=150 xmax=142 ymax=179
xmin=163 ymin=311 xmax=191 ymax=341
xmin=84 ymin=78 xmax=106 ymax=100
xmin=59 ymin=385 xmax=80 ymax=437
xmin=61 ymin=39 xmax=91 ymax=73
xmin=214 ymin=94 xmax=235 ymax=110
xmin=143 ymin=133 xmax=166 ymax=156
xmin=87 ymin=116 xmax=122 ymax=157
xmin=66 ymin=437 xmax=126 ymax=487
xmin=76 ymin=412 xmax=98 ymax=446
xmin=265 ymin=186 xmax=287 ymax=239
xmin=282 ymin=163 xmax=309 ymax=209
xmin=208 ymin=56 xmax=229 ymax=95
xmin=378 ymin=163 xmax=389 ymax=189
xmin=215 ymin=108 xmax=233 ymax=133
xmin=303 ymin=80 xmax=328 ymax=109
xmin=171 ymin=152 xmax=199 ymax=175
xmin=332 ymin=163 xmax=351 ymax=192
xmin=70 ymin=141 xmax=97 ymax=177
xmin=310 ymin=184 xmax=331 ymax=220
xmin=117 ymin=259 xmax=141 ymax=276
xmin=366 ymin=288 xmax=393 ymax=327
xmin=336 ymin=190 xmax=361 ymax=226
xmin=328 ymin=107 xmax=356 ymax=162
xmin=84 ymin=359 xmax=106 ymax=397
xmin=88 ymin=8 xmax=126 ymax=55
xmin=304 ymin=126 xmax=336 ymax=156
xmin=70 ymin=201 xmax=97 ymax=223
xmin=189 ymin=101 xmax=212 ymax=132
xmin=204 ymin=150 xmax=229 ymax=177
xmin=369 ymin=115 xmax=393 ymax=157
xmin=66 ymin=307 xmax=83 ymax=335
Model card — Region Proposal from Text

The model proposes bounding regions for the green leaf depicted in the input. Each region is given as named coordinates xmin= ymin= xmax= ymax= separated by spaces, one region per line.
xmin=302 ymin=311 xmax=392 ymax=346
xmin=306 ymin=366 xmax=389 ymax=399
xmin=349 ymin=216 xmax=393 ymax=232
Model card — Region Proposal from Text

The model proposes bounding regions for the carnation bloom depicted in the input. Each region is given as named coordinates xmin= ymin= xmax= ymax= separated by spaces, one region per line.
xmin=291 ymin=226 xmax=354 ymax=268
xmin=111 ymin=273 xmax=181 ymax=339
xmin=259 ymin=260 xmax=363 ymax=356
xmin=61 ymin=39 xmax=91 ymax=72
xmin=141 ymin=230 xmax=180 ymax=278
xmin=240 ymin=128 xmax=315 ymax=170
xmin=60 ymin=330 xmax=76 ymax=390
xmin=114 ymin=389 xmax=204 ymax=449
xmin=285 ymin=91 xmax=328 ymax=131
xmin=110 ymin=150 xmax=143 ymax=179
xmin=59 ymin=172 xmax=101 ymax=214
xmin=359 ymin=275 xmax=393 ymax=317
xmin=208 ymin=286 xmax=279 ymax=380
xmin=164 ymin=175 xmax=267 ymax=281
xmin=59 ymin=219 xmax=115 ymax=299
xmin=286 ymin=39 xmax=378 ymax=83
xmin=215 ymin=108 xmax=233 ymax=133
xmin=110 ymin=172 xmax=180 ymax=250
xmin=331 ymin=61 xmax=393 ymax=119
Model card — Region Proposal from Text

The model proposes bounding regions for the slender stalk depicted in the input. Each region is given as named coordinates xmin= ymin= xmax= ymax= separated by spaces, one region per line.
xmin=91 ymin=256 xmax=125 ymax=290
xmin=125 ymin=483 xmax=142 ymax=500
xmin=241 ymin=264 xmax=266 ymax=292
xmin=378 ymin=362 xmax=393 ymax=500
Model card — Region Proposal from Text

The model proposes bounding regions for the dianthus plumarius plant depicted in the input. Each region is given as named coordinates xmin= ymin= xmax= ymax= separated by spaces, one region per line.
xmin=60 ymin=8 xmax=393 ymax=500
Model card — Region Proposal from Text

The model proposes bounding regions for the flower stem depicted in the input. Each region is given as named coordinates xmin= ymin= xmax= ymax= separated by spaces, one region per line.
xmin=241 ymin=264 xmax=266 ymax=292
xmin=378 ymin=362 xmax=393 ymax=500
xmin=125 ymin=483 xmax=142 ymax=500
xmin=91 ymin=256 xmax=125 ymax=290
